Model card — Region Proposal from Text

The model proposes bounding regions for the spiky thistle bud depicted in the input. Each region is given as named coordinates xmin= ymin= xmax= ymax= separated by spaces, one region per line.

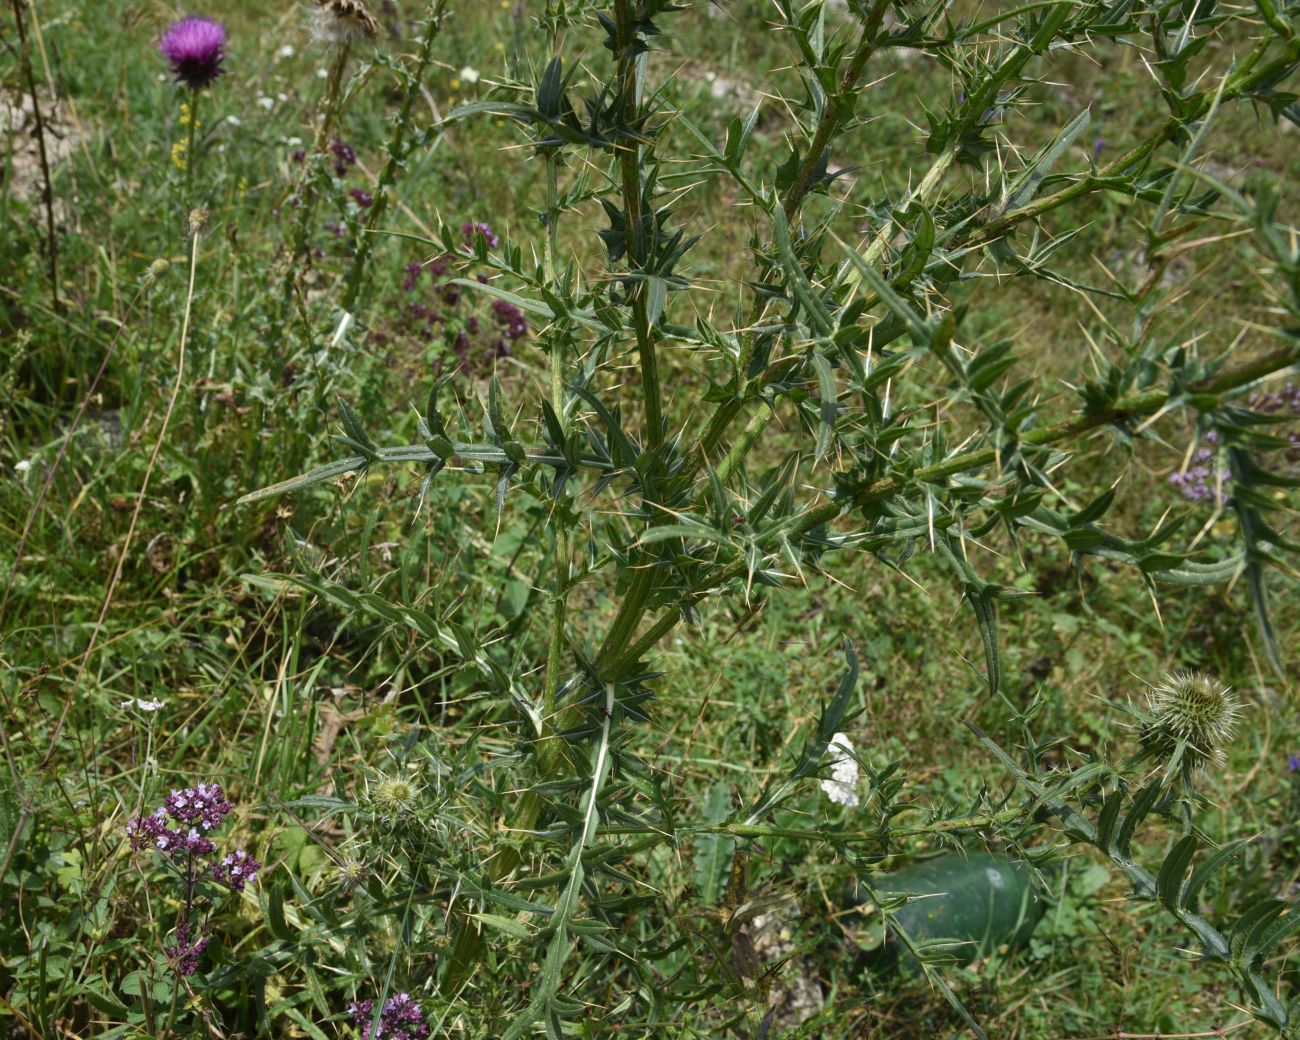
xmin=369 ymin=774 xmax=419 ymax=818
xmin=188 ymin=207 xmax=210 ymax=237
xmin=331 ymin=857 xmax=368 ymax=892
xmin=1139 ymin=671 xmax=1240 ymax=780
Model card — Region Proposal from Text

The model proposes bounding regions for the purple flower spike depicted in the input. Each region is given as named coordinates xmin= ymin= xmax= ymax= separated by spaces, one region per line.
xmin=168 ymin=922 xmax=210 ymax=976
xmin=160 ymin=16 xmax=228 ymax=90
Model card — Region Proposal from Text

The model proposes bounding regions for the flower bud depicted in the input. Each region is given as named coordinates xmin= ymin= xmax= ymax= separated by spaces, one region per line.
xmin=1140 ymin=671 xmax=1240 ymax=778
xmin=188 ymin=207 xmax=210 ymax=237
xmin=369 ymin=774 xmax=419 ymax=817
xmin=144 ymin=258 xmax=170 ymax=285
xmin=334 ymin=858 xmax=367 ymax=891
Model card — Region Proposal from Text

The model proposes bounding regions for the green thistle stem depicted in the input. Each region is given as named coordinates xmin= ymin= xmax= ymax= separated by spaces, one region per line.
xmin=605 ymin=344 xmax=1300 ymax=676
xmin=184 ymin=88 xmax=198 ymax=209
xmin=340 ymin=0 xmax=447 ymax=312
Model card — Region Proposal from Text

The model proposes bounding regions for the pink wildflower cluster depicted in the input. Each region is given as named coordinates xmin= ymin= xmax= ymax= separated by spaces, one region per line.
xmin=349 ymin=993 xmax=431 ymax=1040
xmin=372 ymin=221 xmax=528 ymax=374
xmin=125 ymin=783 xmax=261 ymax=975
xmin=1168 ymin=384 xmax=1300 ymax=502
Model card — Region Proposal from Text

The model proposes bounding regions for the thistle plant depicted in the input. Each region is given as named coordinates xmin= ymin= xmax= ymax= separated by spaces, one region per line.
xmin=238 ymin=0 xmax=1300 ymax=1032
xmin=1138 ymin=670 xmax=1242 ymax=784
xmin=159 ymin=15 xmax=228 ymax=206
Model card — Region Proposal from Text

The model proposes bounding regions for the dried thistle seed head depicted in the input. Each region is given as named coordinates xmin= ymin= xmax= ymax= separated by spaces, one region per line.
xmin=369 ymin=774 xmax=419 ymax=816
xmin=1141 ymin=671 xmax=1240 ymax=773
xmin=187 ymin=207 xmax=210 ymax=237
xmin=311 ymin=0 xmax=380 ymax=46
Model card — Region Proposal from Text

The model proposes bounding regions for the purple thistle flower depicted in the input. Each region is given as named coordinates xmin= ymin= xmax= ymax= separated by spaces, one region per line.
xmin=159 ymin=16 xmax=228 ymax=90
xmin=1249 ymin=383 xmax=1300 ymax=457
xmin=213 ymin=849 xmax=261 ymax=892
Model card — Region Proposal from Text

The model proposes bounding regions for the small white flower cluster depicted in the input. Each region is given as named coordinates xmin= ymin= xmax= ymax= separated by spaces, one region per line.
xmin=122 ymin=698 xmax=166 ymax=713
xmin=820 ymin=732 xmax=860 ymax=807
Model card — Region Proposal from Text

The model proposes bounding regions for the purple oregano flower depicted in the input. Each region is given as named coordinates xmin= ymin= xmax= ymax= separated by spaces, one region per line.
xmin=126 ymin=783 xmax=260 ymax=976
xmin=160 ymin=16 xmax=228 ymax=90
xmin=462 ymin=221 xmax=500 ymax=249
xmin=349 ymin=993 xmax=431 ymax=1040
xmin=213 ymin=849 xmax=261 ymax=893
xmin=168 ymin=921 xmax=211 ymax=976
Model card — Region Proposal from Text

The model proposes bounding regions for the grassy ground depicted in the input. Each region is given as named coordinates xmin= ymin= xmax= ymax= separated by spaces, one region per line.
xmin=2 ymin=0 xmax=1299 ymax=1037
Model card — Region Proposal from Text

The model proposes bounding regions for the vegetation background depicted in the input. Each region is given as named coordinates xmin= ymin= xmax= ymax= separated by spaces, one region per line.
xmin=2 ymin=0 xmax=1299 ymax=1036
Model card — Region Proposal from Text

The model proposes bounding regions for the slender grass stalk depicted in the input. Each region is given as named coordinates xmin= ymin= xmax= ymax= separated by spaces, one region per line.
xmin=0 ymin=277 xmax=156 ymax=629
xmin=278 ymin=33 xmax=355 ymax=329
xmin=340 ymin=0 xmax=447 ymax=312
xmin=41 ymin=215 xmax=204 ymax=769
xmin=10 ymin=0 xmax=59 ymax=314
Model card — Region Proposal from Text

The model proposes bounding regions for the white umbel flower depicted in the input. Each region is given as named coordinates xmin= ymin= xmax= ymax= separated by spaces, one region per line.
xmin=122 ymin=698 xmax=166 ymax=712
xmin=820 ymin=732 xmax=861 ymax=807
